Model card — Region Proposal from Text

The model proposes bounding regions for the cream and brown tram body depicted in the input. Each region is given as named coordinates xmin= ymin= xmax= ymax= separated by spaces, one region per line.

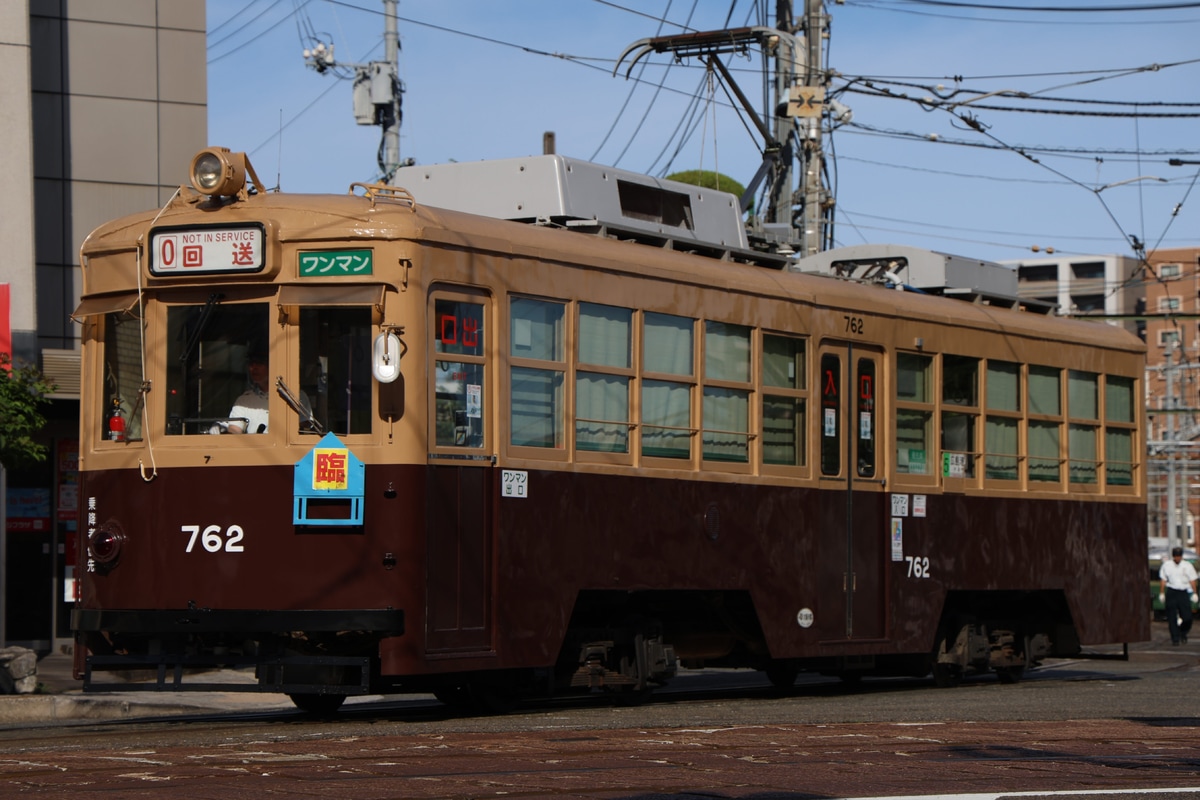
xmin=72 ymin=149 xmax=1148 ymax=710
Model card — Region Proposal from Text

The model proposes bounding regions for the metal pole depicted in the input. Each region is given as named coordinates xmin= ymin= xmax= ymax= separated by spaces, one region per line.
xmin=800 ymin=0 xmax=825 ymax=256
xmin=1168 ymin=345 xmax=1179 ymax=548
xmin=382 ymin=0 xmax=400 ymax=177
xmin=769 ymin=0 xmax=794 ymax=230
xmin=1185 ymin=383 xmax=1193 ymax=549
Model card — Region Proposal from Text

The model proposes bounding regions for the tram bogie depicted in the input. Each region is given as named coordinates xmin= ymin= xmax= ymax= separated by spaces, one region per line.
xmin=70 ymin=147 xmax=1149 ymax=711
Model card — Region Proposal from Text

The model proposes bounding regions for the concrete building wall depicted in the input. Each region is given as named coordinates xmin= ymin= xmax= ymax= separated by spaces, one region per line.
xmin=1003 ymin=253 xmax=1141 ymax=336
xmin=26 ymin=0 xmax=206 ymax=375
xmin=1141 ymin=248 xmax=1200 ymax=550
xmin=0 ymin=0 xmax=205 ymax=651
xmin=0 ymin=0 xmax=38 ymax=361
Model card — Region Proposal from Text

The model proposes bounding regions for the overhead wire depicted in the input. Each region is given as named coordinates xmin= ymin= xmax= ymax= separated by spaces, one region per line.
xmin=208 ymin=0 xmax=305 ymax=64
xmin=588 ymin=0 xmax=679 ymax=163
xmin=879 ymin=0 xmax=1200 ymax=12
xmin=839 ymin=120 xmax=1200 ymax=161
xmin=211 ymin=0 xmax=1199 ymax=258
xmin=844 ymin=0 xmax=1200 ymax=23
xmin=850 ymin=0 xmax=1200 ymax=278
xmin=613 ymin=0 xmax=703 ymax=168
xmin=654 ymin=0 xmax=760 ymax=176
xmin=589 ymin=0 xmax=699 ymax=30
xmin=209 ymin=0 xmax=273 ymax=37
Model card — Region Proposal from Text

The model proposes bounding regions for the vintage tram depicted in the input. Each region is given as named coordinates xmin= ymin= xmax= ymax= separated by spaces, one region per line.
xmin=71 ymin=147 xmax=1148 ymax=712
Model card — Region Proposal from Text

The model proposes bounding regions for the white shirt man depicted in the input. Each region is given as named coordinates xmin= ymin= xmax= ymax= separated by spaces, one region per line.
xmin=1159 ymin=548 xmax=1198 ymax=645
xmin=226 ymin=356 xmax=270 ymax=434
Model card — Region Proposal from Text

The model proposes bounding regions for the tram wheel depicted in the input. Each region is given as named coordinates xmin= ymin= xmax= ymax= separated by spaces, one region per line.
xmin=289 ymin=693 xmax=347 ymax=715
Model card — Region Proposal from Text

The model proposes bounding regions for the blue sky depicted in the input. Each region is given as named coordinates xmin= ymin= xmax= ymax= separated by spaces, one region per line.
xmin=207 ymin=1 xmax=1200 ymax=264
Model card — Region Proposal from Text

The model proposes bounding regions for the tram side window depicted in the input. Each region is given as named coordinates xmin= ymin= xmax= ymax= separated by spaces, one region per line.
xmin=509 ymin=297 xmax=565 ymax=448
xmin=941 ymin=355 xmax=978 ymax=479
xmin=576 ymin=303 xmax=632 ymax=453
xmin=166 ymin=302 xmax=270 ymax=435
xmin=298 ymin=307 xmax=373 ymax=436
xmin=1067 ymin=370 xmax=1099 ymax=484
xmin=1105 ymin=375 xmax=1136 ymax=486
xmin=895 ymin=353 xmax=933 ymax=475
xmin=434 ymin=299 xmax=485 ymax=448
xmin=984 ymin=360 xmax=1021 ymax=481
xmin=856 ymin=358 xmax=876 ymax=478
xmin=642 ymin=312 xmax=695 ymax=459
xmin=102 ymin=309 xmax=144 ymax=441
xmin=702 ymin=322 xmax=751 ymax=463
xmin=819 ymin=354 xmax=841 ymax=475
xmin=762 ymin=334 xmax=807 ymax=467
xmin=1027 ymin=365 xmax=1062 ymax=482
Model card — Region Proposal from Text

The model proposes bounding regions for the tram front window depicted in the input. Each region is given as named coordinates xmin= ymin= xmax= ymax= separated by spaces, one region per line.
xmin=102 ymin=308 xmax=144 ymax=441
xmin=166 ymin=301 xmax=270 ymax=435
xmin=298 ymin=307 xmax=373 ymax=435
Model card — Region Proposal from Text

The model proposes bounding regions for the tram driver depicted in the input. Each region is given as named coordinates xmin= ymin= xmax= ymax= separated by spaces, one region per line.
xmin=224 ymin=350 xmax=270 ymax=434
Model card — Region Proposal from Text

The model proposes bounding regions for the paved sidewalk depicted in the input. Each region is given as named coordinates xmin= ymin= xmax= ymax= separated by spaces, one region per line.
xmin=0 ymin=652 xmax=295 ymax=727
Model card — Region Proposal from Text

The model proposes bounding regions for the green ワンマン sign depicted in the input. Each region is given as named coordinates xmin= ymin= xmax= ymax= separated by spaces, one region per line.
xmin=299 ymin=249 xmax=373 ymax=277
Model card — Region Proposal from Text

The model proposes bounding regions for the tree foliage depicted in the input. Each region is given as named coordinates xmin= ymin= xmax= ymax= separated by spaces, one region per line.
xmin=665 ymin=170 xmax=747 ymax=205
xmin=0 ymin=353 xmax=55 ymax=468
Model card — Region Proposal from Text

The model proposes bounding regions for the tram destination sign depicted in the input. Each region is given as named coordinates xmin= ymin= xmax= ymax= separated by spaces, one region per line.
xmin=299 ymin=249 xmax=374 ymax=277
xmin=150 ymin=224 xmax=265 ymax=275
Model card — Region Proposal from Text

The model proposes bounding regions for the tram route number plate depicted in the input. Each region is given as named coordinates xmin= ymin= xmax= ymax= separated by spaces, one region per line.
xmin=501 ymin=470 xmax=528 ymax=498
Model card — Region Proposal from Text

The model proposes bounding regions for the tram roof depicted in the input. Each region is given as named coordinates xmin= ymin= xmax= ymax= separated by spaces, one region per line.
xmin=80 ymin=187 xmax=1145 ymax=356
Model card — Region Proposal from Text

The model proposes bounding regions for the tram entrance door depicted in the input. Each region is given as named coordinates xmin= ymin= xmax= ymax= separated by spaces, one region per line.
xmin=426 ymin=464 xmax=493 ymax=652
xmin=815 ymin=341 xmax=887 ymax=642
xmin=425 ymin=290 xmax=494 ymax=654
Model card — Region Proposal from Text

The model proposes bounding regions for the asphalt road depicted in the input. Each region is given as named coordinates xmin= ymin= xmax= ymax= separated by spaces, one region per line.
xmin=2 ymin=625 xmax=1200 ymax=798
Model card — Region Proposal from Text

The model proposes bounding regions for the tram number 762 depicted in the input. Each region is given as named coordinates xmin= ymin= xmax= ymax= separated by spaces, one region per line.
xmin=182 ymin=524 xmax=245 ymax=553
xmin=906 ymin=555 xmax=931 ymax=578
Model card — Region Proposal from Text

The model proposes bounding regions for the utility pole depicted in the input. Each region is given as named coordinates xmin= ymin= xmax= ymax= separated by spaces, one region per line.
xmin=380 ymin=0 xmax=401 ymax=176
xmin=613 ymin=0 xmax=841 ymax=258
xmin=799 ymin=0 xmax=827 ymax=257
xmin=303 ymin=0 xmax=407 ymax=182
xmin=768 ymin=1 xmax=796 ymax=234
xmin=770 ymin=0 xmax=830 ymax=256
xmin=1167 ymin=344 xmax=1180 ymax=548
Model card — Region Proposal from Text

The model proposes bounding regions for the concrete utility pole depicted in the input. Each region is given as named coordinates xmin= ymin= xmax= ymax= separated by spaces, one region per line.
xmin=768 ymin=1 xmax=796 ymax=233
xmin=799 ymin=0 xmax=827 ymax=257
xmin=380 ymin=0 xmax=401 ymax=176
xmin=769 ymin=0 xmax=832 ymax=256
xmin=1167 ymin=344 xmax=1180 ymax=548
xmin=614 ymin=1 xmax=840 ymax=258
xmin=303 ymin=0 xmax=407 ymax=181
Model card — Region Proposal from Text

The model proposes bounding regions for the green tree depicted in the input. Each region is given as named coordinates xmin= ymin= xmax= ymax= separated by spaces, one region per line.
xmin=0 ymin=353 xmax=55 ymax=468
xmin=666 ymin=170 xmax=748 ymax=207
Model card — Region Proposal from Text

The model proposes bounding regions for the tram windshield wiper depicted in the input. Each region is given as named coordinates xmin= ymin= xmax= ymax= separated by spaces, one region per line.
xmin=276 ymin=377 xmax=324 ymax=434
xmin=178 ymin=293 xmax=224 ymax=363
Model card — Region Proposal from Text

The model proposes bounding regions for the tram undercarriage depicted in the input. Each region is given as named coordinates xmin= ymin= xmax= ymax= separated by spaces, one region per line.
xmin=74 ymin=585 xmax=1094 ymax=714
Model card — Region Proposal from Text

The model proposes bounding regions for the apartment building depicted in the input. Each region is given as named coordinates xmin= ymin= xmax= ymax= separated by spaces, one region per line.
xmin=1008 ymin=251 xmax=1200 ymax=550
xmin=0 ymin=0 xmax=205 ymax=652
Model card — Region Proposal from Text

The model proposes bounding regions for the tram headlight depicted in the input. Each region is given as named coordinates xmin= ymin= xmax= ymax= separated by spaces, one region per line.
xmin=189 ymin=147 xmax=247 ymax=197
xmin=88 ymin=522 xmax=126 ymax=568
